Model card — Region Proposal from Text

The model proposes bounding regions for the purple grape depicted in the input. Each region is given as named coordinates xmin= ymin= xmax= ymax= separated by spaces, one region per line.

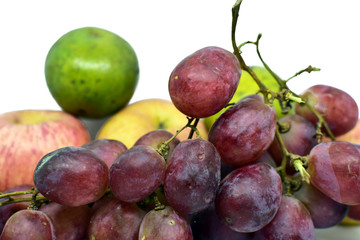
xmin=268 ymin=114 xmax=317 ymax=174
xmin=0 ymin=184 xmax=34 ymax=233
xmin=190 ymin=204 xmax=254 ymax=240
xmin=254 ymin=196 xmax=315 ymax=240
xmin=33 ymin=146 xmax=109 ymax=206
xmin=82 ymin=138 xmax=127 ymax=168
xmin=40 ymin=202 xmax=92 ymax=240
xmin=215 ymin=162 xmax=282 ymax=232
xmin=348 ymin=204 xmax=360 ymax=220
xmin=295 ymin=84 xmax=359 ymax=136
xmin=138 ymin=206 xmax=193 ymax=240
xmin=0 ymin=209 xmax=56 ymax=240
xmin=293 ymin=182 xmax=349 ymax=228
xmin=308 ymin=141 xmax=360 ymax=205
xmin=134 ymin=129 xmax=180 ymax=160
xmin=168 ymin=46 xmax=241 ymax=118
xmin=109 ymin=145 xmax=166 ymax=202
xmin=209 ymin=94 xmax=277 ymax=166
xmin=88 ymin=195 xmax=146 ymax=240
xmin=164 ymin=138 xmax=221 ymax=214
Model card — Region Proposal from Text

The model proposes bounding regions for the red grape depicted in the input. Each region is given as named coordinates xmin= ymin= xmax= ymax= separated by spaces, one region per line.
xmin=295 ymin=84 xmax=359 ymax=136
xmin=348 ymin=204 xmax=360 ymax=220
xmin=134 ymin=129 xmax=180 ymax=160
xmin=190 ymin=204 xmax=254 ymax=240
xmin=82 ymin=138 xmax=127 ymax=168
xmin=215 ymin=162 xmax=282 ymax=233
xmin=0 ymin=209 xmax=56 ymax=240
xmin=253 ymin=196 xmax=315 ymax=240
xmin=209 ymin=95 xmax=277 ymax=166
xmin=308 ymin=141 xmax=360 ymax=205
xmin=88 ymin=195 xmax=146 ymax=240
xmin=33 ymin=146 xmax=109 ymax=206
xmin=138 ymin=206 xmax=193 ymax=240
xmin=164 ymin=138 xmax=221 ymax=214
xmin=268 ymin=114 xmax=317 ymax=174
xmin=168 ymin=46 xmax=241 ymax=118
xmin=293 ymin=182 xmax=348 ymax=228
xmin=0 ymin=184 xmax=34 ymax=233
xmin=40 ymin=202 xmax=92 ymax=240
xmin=109 ymin=145 xmax=166 ymax=202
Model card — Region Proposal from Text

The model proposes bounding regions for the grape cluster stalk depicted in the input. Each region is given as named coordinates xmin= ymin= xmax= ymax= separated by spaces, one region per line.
xmin=1 ymin=0 xmax=360 ymax=239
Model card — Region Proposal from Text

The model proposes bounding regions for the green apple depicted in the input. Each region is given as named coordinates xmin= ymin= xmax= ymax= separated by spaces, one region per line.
xmin=204 ymin=66 xmax=294 ymax=130
xmin=96 ymin=98 xmax=208 ymax=148
xmin=45 ymin=27 xmax=139 ymax=118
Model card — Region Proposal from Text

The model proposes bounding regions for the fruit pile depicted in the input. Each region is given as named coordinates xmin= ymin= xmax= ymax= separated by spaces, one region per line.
xmin=1 ymin=1 xmax=360 ymax=240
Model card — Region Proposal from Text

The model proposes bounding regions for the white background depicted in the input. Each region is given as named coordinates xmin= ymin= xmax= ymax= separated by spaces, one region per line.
xmin=0 ymin=0 xmax=359 ymax=114
xmin=1 ymin=1 xmax=360 ymax=238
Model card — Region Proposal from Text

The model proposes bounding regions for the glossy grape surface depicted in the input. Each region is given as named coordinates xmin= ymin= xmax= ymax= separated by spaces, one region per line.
xmin=138 ymin=206 xmax=193 ymax=240
xmin=164 ymin=138 xmax=221 ymax=214
xmin=268 ymin=114 xmax=317 ymax=174
xmin=308 ymin=141 xmax=360 ymax=205
xmin=82 ymin=138 xmax=127 ymax=168
xmin=215 ymin=162 xmax=282 ymax=232
xmin=293 ymin=182 xmax=348 ymax=228
xmin=40 ymin=202 xmax=92 ymax=240
xmin=134 ymin=129 xmax=180 ymax=160
xmin=0 ymin=210 xmax=56 ymax=240
xmin=254 ymin=196 xmax=315 ymax=240
xmin=168 ymin=46 xmax=241 ymax=118
xmin=109 ymin=145 xmax=166 ymax=202
xmin=190 ymin=204 xmax=254 ymax=240
xmin=88 ymin=195 xmax=145 ymax=240
xmin=0 ymin=184 xmax=33 ymax=233
xmin=33 ymin=146 xmax=109 ymax=206
xmin=209 ymin=95 xmax=277 ymax=166
xmin=295 ymin=84 xmax=359 ymax=136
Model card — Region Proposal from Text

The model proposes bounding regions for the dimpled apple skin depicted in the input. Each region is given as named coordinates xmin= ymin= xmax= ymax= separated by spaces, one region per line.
xmin=88 ymin=195 xmax=145 ymax=240
xmin=209 ymin=95 xmax=277 ymax=167
xmin=164 ymin=138 xmax=221 ymax=215
xmin=215 ymin=163 xmax=282 ymax=233
xmin=295 ymin=84 xmax=359 ymax=137
xmin=254 ymin=196 xmax=315 ymax=240
xmin=138 ymin=206 xmax=193 ymax=240
xmin=168 ymin=46 xmax=241 ymax=118
xmin=0 ymin=210 xmax=56 ymax=240
xmin=82 ymin=138 xmax=128 ymax=168
xmin=308 ymin=141 xmax=360 ymax=205
xmin=33 ymin=146 xmax=109 ymax=207
xmin=109 ymin=145 xmax=166 ymax=203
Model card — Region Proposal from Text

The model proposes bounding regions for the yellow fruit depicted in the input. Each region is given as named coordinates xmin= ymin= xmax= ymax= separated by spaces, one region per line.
xmin=96 ymin=98 xmax=208 ymax=148
xmin=45 ymin=27 xmax=139 ymax=118
xmin=204 ymin=66 xmax=292 ymax=130
xmin=340 ymin=216 xmax=360 ymax=226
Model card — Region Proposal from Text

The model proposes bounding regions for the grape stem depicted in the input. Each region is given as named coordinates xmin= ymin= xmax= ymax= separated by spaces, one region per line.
xmin=0 ymin=188 xmax=49 ymax=208
xmin=156 ymin=117 xmax=200 ymax=160
xmin=231 ymin=0 xmax=268 ymax=101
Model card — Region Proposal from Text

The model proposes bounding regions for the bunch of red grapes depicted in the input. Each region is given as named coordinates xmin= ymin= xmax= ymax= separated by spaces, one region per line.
xmin=1 ymin=40 xmax=360 ymax=239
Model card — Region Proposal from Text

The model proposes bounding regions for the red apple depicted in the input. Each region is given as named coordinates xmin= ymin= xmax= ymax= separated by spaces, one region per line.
xmin=0 ymin=109 xmax=91 ymax=192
